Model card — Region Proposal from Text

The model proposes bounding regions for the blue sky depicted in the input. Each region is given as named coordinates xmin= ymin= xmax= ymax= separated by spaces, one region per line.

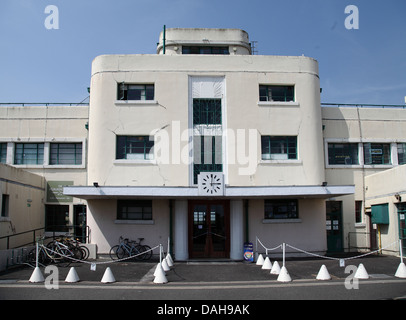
xmin=1 ymin=0 xmax=405 ymax=105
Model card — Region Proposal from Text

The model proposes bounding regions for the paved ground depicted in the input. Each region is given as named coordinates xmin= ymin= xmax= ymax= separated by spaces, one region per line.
xmin=0 ymin=254 xmax=405 ymax=301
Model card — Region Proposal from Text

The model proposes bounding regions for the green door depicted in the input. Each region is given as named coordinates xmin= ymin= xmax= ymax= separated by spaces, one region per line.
xmin=326 ymin=201 xmax=344 ymax=252
xmin=398 ymin=203 xmax=406 ymax=256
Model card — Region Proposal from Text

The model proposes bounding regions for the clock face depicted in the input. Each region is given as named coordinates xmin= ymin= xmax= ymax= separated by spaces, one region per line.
xmin=199 ymin=173 xmax=224 ymax=195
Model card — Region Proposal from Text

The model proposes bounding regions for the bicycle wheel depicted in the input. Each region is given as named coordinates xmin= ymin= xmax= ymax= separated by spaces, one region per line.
xmin=109 ymin=245 xmax=119 ymax=260
xmin=131 ymin=245 xmax=148 ymax=261
xmin=56 ymin=247 xmax=72 ymax=267
xmin=80 ymin=245 xmax=90 ymax=260
xmin=116 ymin=245 xmax=131 ymax=260
xmin=141 ymin=245 xmax=153 ymax=260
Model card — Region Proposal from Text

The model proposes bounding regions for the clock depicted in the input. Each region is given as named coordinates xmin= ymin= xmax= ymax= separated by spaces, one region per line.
xmin=198 ymin=172 xmax=224 ymax=196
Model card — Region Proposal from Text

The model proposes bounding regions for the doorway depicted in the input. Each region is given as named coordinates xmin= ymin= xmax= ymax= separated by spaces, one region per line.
xmin=188 ymin=200 xmax=230 ymax=258
xmin=326 ymin=201 xmax=344 ymax=252
xmin=73 ymin=205 xmax=87 ymax=243
xmin=398 ymin=203 xmax=406 ymax=256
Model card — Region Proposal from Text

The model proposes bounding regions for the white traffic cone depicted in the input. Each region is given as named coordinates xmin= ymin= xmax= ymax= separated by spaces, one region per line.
xmin=166 ymin=253 xmax=174 ymax=267
xmin=261 ymin=257 xmax=272 ymax=270
xmin=354 ymin=263 xmax=369 ymax=279
xmin=277 ymin=266 xmax=292 ymax=282
xmin=395 ymin=262 xmax=406 ymax=278
xmin=256 ymin=254 xmax=264 ymax=266
xmin=65 ymin=267 xmax=80 ymax=283
xmin=29 ymin=267 xmax=45 ymax=283
xmin=161 ymin=258 xmax=170 ymax=272
xmin=270 ymin=261 xmax=281 ymax=275
xmin=154 ymin=262 xmax=163 ymax=276
xmin=101 ymin=267 xmax=116 ymax=283
xmin=153 ymin=264 xmax=168 ymax=284
xmin=316 ymin=264 xmax=331 ymax=280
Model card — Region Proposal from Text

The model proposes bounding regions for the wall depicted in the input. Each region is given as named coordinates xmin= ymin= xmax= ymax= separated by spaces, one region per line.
xmin=0 ymin=164 xmax=45 ymax=249
xmin=86 ymin=199 xmax=170 ymax=254
xmin=248 ymin=198 xmax=327 ymax=256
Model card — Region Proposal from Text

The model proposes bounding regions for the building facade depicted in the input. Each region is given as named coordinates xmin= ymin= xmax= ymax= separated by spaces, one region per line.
xmin=1 ymin=28 xmax=405 ymax=259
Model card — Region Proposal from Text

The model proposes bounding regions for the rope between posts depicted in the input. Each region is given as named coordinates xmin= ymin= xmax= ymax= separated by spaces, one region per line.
xmin=256 ymin=237 xmax=282 ymax=253
xmin=40 ymin=244 xmax=160 ymax=266
xmin=256 ymin=237 xmax=400 ymax=262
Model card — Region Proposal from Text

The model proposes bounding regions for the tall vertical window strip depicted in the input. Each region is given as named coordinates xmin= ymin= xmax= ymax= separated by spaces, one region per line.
xmin=193 ymin=99 xmax=222 ymax=125
xmin=328 ymin=143 xmax=359 ymax=165
xmin=363 ymin=143 xmax=391 ymax=165
xmin=355 ymin=201 xmax=363 ymax=223
xmin=116 ymin=136 xmax=154 ymax=160
xmin=14 ymin=143 xmax=44 ymax=165
xmin=259 ymin=85 xmax=295 ymax=102
xmin=261 ymin=136 xmax=297 ymax=160
xmin=0 ymin=143 xmax=7 ymax=163
xmin=50 ymin=143 xmax=82 ymax=165
xmin=397 ymin=143 xmax=406 ymax=165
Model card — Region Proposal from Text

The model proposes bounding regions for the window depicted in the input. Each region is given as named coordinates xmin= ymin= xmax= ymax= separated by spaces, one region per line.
xmin=1 ymin=194 xmax=9 ymax=218
xmin=355 ymin=201 xmax=363 ymax=223
xmin=398 ymin=143 xmax=406 ymax=165
xmin=261 ymin=136 xmax=297 ymax=160
xmin=45 ymin=205 xmax=69 ymax=232
xmin=14 ymin=143 xmax=44 ymax=165
xmin=193 ymin=99 xmax=222 ymax=125
xmin=117 ymin=83 xmax=154 ymax=101
xmin=50 ymin=143 xmax=82 ymax=165
xmin=117 ymin=200 xmax=152 ymax=220
xmin=0 ymin=143 xmax=6 ymax=163
xmin=259 ymin=85 xmax=294 ymax=102
xmin=363 ymin=143 xmax=391 ymax=165
xmin=116 ymin=136 xmax=154 ymax=160
xmin=193 ymin=135 xmax=223 ymax=184
xmin=182 ymin=46 xmax=229 ymax=55
xmin=265 ymin=199 xmax=298 ymax=219
xmin=328 ymin=143 xmax=359 ymax=165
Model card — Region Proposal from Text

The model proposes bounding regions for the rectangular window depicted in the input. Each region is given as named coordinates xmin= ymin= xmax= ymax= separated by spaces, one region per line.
xmin=261 ymin=136 xmax=297 ymax=160
xmin=1 ymin=194 xmax=9 ymax=218
xmin=328 ymin=143 xmax=359 ymax=165
xmin=117 ymin=200 xmax=152 ymax=220
xmin=265 ymin=199 xmax=299 ymax=219
xmin=117 ymin=83 xmax=154 ymax=101
xmin=193 ymin=99 xmax=222 ymax=125
xmin=45 ymin=205 xmax=69 ymax=232
xmin=0 ymin=143 xmax=7 ymax=163
xmin=50 ymin=143 xmax=82 ymax=165
xmin=182 ymin=46 xmax=229 ymax=55
xmin=193 ymin=135 xmax=223 ymax=184
xmin=259 ymin=85 xmax=295 ymax=102
xmin=363 ymin=143 xmax=391 ymax=165
xmin=14 ymin=143 xmax=44 ymax=165
xmin=355 ymin=201 xmax=363 ymax=223
xmin=116 ymin=136 xmax=154 ymax=160
xmin=398 ymin=143 xmax=406 ymax=165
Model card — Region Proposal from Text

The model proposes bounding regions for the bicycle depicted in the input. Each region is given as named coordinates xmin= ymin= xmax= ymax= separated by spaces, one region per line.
xmin=109 ymin=236 xmax=152 ymax=261
xmin=28 ymin=238 xmax=75 ymax=267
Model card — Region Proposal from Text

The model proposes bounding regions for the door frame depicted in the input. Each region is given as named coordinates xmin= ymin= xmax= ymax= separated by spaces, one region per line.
xmin=326 ymin=201 xmax=344 ymax=252
xmin=188 ymin=200 xmax=230 ymax=259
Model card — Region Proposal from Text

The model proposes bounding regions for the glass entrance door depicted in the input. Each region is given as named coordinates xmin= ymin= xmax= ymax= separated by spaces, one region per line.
xmin=189 ymin=200 xmax=229 ymax=258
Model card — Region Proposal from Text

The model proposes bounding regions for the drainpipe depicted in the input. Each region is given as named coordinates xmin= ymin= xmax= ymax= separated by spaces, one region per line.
xmin=163 ymin=25 xmax=166 ymax=55
xmin=245 ymin=200 xmax=249 ymax=243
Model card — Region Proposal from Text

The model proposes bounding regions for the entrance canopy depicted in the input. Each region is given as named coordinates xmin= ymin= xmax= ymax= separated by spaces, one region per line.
xmin=64 ymin=185 xmax=354 ymax=200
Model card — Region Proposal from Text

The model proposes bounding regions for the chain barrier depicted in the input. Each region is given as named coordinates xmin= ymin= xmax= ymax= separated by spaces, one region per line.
xmin=39 ymin=243 xmax=160 ymax=266
xmin=256 ymin=237 xmax=400 ymax=262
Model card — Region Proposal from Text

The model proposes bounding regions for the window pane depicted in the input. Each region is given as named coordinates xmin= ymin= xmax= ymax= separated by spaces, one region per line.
xmin=364 ymin=143 xmax=391 ymax=165
xmin=328 ymin=143 xmax=359 ymax=165
xmin=261 ymin=136 xmax=297 ymax=160
xmin=116 ymin=136 xmax=154 ymax=160
xmin=259 ymin=85 xmax=294 ymax=102
xmin=265 ymin=199 xmax=298 ymax=219
xmin=398 ymin=143 xmax=406 ymax=165
xmin=117 ymin=200 xmax=152 ymax=220
xmin=14 ymin=143 xmax=44 ymax=165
